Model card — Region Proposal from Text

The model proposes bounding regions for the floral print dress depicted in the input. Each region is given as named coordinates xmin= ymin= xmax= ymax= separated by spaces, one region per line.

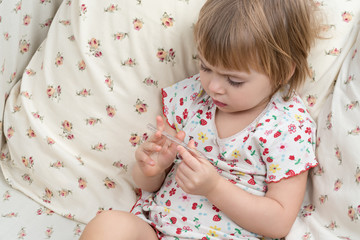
xmin=132 ymin=74 xmax=318 ymax=240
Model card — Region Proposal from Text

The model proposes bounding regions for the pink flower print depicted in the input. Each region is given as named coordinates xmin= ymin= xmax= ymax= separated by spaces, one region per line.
xmin=4 ymin=32 xmax=10 ymax=41
xmin=55 ymin=52 xmax=64 ymax=66
xmin=19 ymin=39 xmax=30 ymax=54
xmin=129 ymin=133 xmax=141 ymax=146
xmin=355 ymin=167 xmax=360 ymax=184
xmin=22 ymin=174 xmax=33 ymax=184
xmin=62 ymin=120 xmax=72 ymax=132
xmin=319 ymin=195 xmax=328 ymax=204
xmin=325 ymin=221 xmax=338 ymax=230
xmin=77 ymin=60 xmax=86 ymax=71
xmin=58 ymin=189 xmax=72 ymax=197
xmin=306 ymin=95 xmax=317 ymax=107
xmin=59 ymin=20 xmax=71 ymax=26
xmin=25 ymin=68 xmax=36 ymax=76
xmin=3 ymin=191 xmax=11 ymax=201
xmin=26 ymin=127 xmax=36 ymax=138
xmin=78 ymin=177 xmax=87 ymax=189
xmin=21 ymin=156 xmax=34 ymax=168
xmin=334 ymin=146 xmax=342 ymax=164
xmin=143 ymin=77 xmax=159 ymax=87
xmin=76 ymin=88 xmax=92 ymax=97
xmin=326 ymin=47 xmax=341 ymax=56
xmin=347 ymin=206 xmax=357 ymax=221
xmin=14 ymin=1 xmax=21 ymax=13
xmin=104 ymin=4 xmax=119 ymax=13
xmin=64 ymin=213 xmax=75 ymax=220
xmin=7 ymin=127 xmax=15 ymax=138
xmin=17 ymin=228 xmax=26 ymax=239
xmin=301 ymin=204 xmax=315 ymax=217
xmin=40 ymin=18 xmax=53 ymax=28
xmin=346 ymin=101 xmax=359 ymax=110
xmin=113 ymin=161 xmax=128 ymax=172
xmin=342 ymin=11 xmax=353 ymax=23
xmin=40 ymin=0 xmax=51 ymax=4
xmin=113 ymin=32 xmax=128 ymax=41
xmin=142 ymin=132 xmax=149 ymax=142
xmin=134 ymin=99 xmax=148 ymax=114
xmin=21 ymin=91 xmax=32 ymax=99
xmin=348 ymin=126 xmax=360 ymax=135
xmin=121 ymin=58 xmax=136 ymax=67
xmin=92 ymin=143 xmax=107 ymax=151
xmin=45 ymin=227 xmax=53 ymax=238
xmin=133 ymin=18 xmax=144 ymax=30
xmin=334 ymin=179 xmax=342 ymax=191
xmin=86 ymin=117 xmax=101 ymax=126
xmin=74 ymin=224 xmax=83 ymax=236
xmin=104 ymin=177 xmax=116 ymax=189
xmin=47 ymin=85 xmax=61 ymax=100
xmin=42 ymin=188 xmax=53 ymax=203
xmin=47 ymin=137 xmax=55 ymax=145
xmin=161 ymin=12 xmax=174 ymax=28
xmin=88 ymin=38 xmax=102 ymax=57
xmin=156 ymin=48 xmax=176 ymax=65
xmin=80 ymin=4 xmax=87 ymax=16
xmin=106 ymin=105 xmax=116 ymax=117
xmin=50 ymin=160 xmax=64 ymax=169
xmin=345 ymin=75 xmax=355 ymax=84
xmin=23 ymin=15 xmax=31 ymax=26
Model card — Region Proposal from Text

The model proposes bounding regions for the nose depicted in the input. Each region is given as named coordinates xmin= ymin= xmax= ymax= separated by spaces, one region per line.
xmin=208 ymin=75 xmax=225 ymax=95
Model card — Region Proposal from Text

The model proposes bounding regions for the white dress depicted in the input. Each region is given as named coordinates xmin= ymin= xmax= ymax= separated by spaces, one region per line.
xmin=131 ymin=74 xmax=318 ymax=240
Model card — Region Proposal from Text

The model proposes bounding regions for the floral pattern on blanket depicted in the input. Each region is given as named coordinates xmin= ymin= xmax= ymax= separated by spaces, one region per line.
xmin=0 ymin=0 xmax=359 ymax=239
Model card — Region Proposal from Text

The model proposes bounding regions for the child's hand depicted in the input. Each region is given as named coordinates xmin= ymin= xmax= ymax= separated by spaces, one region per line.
xmin=175 ymin=140 xmax=221 ymax=196
xmin=135 ymin=117 xmax=185 ymax=178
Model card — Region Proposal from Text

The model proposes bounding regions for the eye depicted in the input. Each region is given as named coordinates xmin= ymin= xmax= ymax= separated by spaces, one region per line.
xmin=200 ymin=63 xmax=211 ymax=72
xmin=227 ymin=77 xmax=244 ymax=87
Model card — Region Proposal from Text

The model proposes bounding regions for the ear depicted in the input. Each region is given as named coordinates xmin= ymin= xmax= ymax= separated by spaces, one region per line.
xmin=286 ymin=62 xmax=296 ymax=81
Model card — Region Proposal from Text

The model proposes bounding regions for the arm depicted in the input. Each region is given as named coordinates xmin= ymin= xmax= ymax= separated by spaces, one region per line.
xmin=133 ymin=116 xmax=184 ymax=192
xmin=176 ymin=143 xmax=308 ymax=238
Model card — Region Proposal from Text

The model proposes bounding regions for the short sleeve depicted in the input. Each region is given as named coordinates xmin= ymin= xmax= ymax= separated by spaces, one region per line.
xmin=263 ymin=111 xmax=318 ymax=183
xmin=162 ymin=74 xmax=203 ymax=131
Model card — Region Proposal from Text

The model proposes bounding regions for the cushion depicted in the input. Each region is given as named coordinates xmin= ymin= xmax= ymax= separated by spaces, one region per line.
xmin=287 ymin=20 xmax=360 ymax=240
xmin=1 ymin=0 xmax=359 ymax=227
xmin=1 ymin=0 xmax=206 ymax=223
xmin=0 ymin=0 xmax=63 ymax=148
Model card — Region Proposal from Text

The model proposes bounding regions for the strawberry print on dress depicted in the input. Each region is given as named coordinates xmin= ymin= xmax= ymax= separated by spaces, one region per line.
xmin=131 ymin=74 xmax=318 ymax=239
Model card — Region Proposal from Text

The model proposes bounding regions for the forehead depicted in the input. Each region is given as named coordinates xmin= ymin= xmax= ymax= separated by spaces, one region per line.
xmin=198 ymin=54 xmax=251 ymax=76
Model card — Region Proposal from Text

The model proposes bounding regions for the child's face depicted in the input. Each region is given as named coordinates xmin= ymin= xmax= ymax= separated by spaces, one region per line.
xmin=199 ymin=56 xmax=273 ymax=116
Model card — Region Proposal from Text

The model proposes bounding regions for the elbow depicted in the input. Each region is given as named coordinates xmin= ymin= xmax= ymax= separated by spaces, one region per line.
xmin=263 ymin=221 xmax=293 ymax=239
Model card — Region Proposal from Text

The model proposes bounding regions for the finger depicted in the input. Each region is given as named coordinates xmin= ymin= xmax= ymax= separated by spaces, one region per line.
xmin=175 ymin=167 xmax=192 ymax=193
xmin=156 ymin=115 xmax=165 ymax=132
xmin=135 ymin=150 xmax=156 ymax=166
xmin=141 ymin=141 xmax=162 ymax=153
xmin=177 ymin=145 xmax=201 ymax=171
xmin=187 ymin=139 xmax=207 ymax=162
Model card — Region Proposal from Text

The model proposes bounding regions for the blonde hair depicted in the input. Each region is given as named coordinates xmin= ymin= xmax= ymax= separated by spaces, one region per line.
xmin=194 ymin=0 xmax=321 ymax=99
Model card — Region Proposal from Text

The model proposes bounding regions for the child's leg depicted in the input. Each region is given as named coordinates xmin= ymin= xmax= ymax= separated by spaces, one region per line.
xmin=80 ymin=210 xmax=158 ymax=240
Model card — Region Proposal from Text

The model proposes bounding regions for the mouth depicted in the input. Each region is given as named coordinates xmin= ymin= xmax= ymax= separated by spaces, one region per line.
xmin=212 ymin=98 xmax=227 ymax=107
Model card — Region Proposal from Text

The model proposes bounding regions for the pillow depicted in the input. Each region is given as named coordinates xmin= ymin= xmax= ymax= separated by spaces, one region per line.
xmin=1 ymin=0 xmax=206 ymax=223
xmin=287 ymin=23 xmax=360 ymax=240
xmin=0 ymin=0 xmax=63 ymax=148
xmin=300 ymin=0 xmax=360 ymax=120
xmin=1 ymin=0 xmax=359 ymax=226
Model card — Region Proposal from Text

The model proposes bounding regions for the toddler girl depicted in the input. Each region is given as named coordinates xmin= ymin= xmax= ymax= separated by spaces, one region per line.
xmin=80 ymin=0 xmax=320 ymax=239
